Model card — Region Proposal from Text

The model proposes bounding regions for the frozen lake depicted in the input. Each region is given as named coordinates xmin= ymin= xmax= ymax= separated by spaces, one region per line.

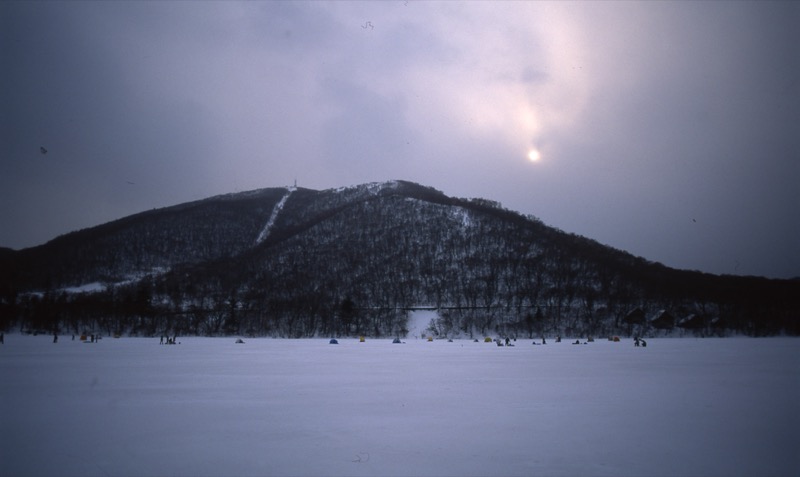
xmin=1 ymin=335 xmax=798 ymax=477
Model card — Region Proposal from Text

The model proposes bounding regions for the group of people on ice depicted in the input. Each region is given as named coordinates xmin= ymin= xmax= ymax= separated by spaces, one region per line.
xmin=160 ymin=335 xmax=179 ymax=345
xmin=488 ymin=335 xmax=648 ymax=347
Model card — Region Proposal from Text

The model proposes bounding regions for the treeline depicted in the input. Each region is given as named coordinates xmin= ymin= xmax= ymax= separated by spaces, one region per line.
xmin=2 ymin=181 xmax=798 ymax=338
xmin=3 ymin=275 xmax=796 ymax=339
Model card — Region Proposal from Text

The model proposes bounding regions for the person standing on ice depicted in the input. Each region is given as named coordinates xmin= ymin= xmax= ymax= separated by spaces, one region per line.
xmin=1 ymin=332 xmax=4 ymax=344
xmin=53 ymin=333 xmax=58 ymax=343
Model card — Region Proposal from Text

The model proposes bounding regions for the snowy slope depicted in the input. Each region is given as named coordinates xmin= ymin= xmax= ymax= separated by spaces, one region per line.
xmin=255 ymin=186 xmax=294 ymax=245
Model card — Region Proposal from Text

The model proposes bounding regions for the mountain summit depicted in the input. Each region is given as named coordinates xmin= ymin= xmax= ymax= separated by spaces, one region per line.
xmin=1 ymin=181 xmax=797 ymax=337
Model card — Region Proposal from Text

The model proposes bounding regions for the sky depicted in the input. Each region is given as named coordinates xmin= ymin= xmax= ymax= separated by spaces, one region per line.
xmin=1 ymin=1 xmax=798 ymax=279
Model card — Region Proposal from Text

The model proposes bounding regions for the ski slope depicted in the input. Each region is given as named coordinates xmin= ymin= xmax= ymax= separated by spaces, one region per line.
xmin=1 ymin=336 xmax=798 ymax=477
xmin=255 ymin=186 xmax=294 ymax=245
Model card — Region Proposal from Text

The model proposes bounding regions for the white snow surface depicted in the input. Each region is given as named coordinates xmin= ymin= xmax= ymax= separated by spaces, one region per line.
xmin=1 ymin=336 xmax=798 ymax=477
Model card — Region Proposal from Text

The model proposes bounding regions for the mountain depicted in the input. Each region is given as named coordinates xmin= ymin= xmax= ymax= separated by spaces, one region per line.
xmin=1 ymin=180 xmax=798 ymax=338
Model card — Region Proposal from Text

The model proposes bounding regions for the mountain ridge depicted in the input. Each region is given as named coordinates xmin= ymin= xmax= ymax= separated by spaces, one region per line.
xmin=1 ymin=180 xmax=797 ymax=337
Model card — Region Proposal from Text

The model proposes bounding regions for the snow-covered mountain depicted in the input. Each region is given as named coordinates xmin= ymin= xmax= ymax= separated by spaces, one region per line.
xmin=1 ymin=180 xmax=798 ymax=337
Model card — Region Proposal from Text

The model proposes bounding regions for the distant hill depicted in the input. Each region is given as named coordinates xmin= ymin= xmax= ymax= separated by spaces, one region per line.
xmin=1 ymin=180 xmax=797 ymax=337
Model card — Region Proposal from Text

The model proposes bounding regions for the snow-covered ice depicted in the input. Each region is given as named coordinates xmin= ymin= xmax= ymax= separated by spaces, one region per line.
xmin=1 ymin=335 xmax=798 ymax=477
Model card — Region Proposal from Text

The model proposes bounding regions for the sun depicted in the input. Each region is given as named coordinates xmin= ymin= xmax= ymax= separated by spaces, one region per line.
xmin=527 ymin=148 xmax=541 ymax=162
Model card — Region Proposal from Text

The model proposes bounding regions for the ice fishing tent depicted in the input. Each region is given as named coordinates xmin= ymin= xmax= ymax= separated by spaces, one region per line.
xmin=649 ymin=310 xmax=675 ymax=330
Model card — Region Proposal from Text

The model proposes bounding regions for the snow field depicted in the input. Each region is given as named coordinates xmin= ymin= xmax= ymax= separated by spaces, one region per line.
xmin=1 ymin=335 xmax=798 ymax=477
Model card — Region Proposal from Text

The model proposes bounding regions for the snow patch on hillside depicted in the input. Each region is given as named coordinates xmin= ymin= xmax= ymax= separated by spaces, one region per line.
xmin=255 ymin=187 xmax=294 ymax=245
xmin=452 ymin=207 xmax=473 ymax=228
xmin=332 ymin=180 xmax=399 ymax=196
xmin=62 ymin=282 xmax=106 ymax=294
xmin=405 ymin=309 xmax=438 ymax=339
xmin=25 ymin=267 xmax=171 ymax=298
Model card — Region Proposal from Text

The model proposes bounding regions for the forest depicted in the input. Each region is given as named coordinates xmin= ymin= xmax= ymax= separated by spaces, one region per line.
xmin=2 ymin=181 xmax=798 ymax=338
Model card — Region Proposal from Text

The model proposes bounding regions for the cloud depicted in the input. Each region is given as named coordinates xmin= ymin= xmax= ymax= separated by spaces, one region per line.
xmin=1 ymin=1 xmax=797 ymax=277
xmin=301 ymin=2 xmax=593 ymax=168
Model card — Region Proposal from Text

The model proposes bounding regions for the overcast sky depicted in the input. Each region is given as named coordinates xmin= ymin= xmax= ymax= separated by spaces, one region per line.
xmin=2 ymin=1 xmax=798 ymax=279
